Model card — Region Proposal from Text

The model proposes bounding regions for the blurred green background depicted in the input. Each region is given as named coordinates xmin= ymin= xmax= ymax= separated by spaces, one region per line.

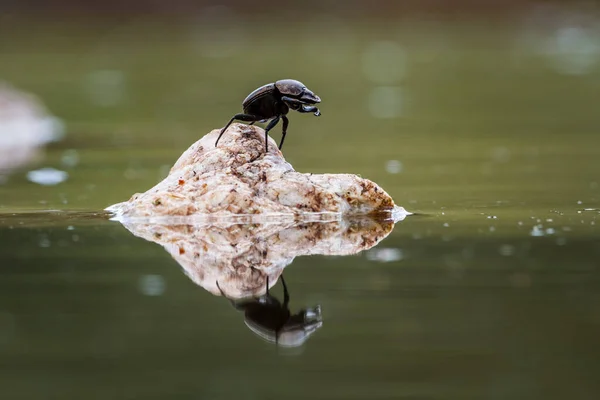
xmin=0 ymin=2 xmax=599 ymax=399
xmin=1 ymin=1 xmax=598 ymax=214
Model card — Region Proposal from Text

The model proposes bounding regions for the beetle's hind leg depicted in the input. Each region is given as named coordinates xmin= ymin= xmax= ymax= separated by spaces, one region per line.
xmin=215 ymin=113 xmax=261 ymax=147
xmin=216 ymin=280 xmax=249 ymax=311
xmin=216 ymin=281 xmax=236 ymax=307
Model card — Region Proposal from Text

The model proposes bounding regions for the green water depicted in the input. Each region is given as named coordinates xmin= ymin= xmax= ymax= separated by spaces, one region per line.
xmin=1 ymin=15 xmax=599 ymax=399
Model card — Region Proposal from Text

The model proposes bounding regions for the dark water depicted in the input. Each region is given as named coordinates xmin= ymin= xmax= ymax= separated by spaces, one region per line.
xmin=1 ymin=10 xmax=600 ymax=400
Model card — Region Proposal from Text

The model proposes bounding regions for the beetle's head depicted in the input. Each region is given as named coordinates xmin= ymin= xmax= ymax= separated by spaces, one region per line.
xmin=243 ymin=304 xmax=323 ymax=348
xmin=276 ymin=305 xmax=323 ymax=347
xmin=275 ymin=79 xmax=321 ymax=104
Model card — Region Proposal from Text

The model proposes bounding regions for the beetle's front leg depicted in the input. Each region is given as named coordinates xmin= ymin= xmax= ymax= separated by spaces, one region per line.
xmin=280 ymin=275 xmax=290 ymax=308
xmin=279 ymin=116 xmax=289 ymax=150
xmin=281 ymin=97 xmax=321 ymax=116
xmin=300 ymin=105 xmax=321 ymax=116
xmin=216 ymin=113 xmax=261 ymax=147
xmin=263 ymin=116 xmax=281 ymax=152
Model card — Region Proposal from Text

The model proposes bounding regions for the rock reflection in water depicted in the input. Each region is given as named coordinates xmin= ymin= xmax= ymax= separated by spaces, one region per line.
xmin=116 ymin=214 xmax=400 ymax=346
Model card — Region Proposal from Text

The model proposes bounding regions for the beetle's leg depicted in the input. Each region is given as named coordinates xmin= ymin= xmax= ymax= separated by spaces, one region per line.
xmin=279 ymin=116 xmax=289 ymax=150
xmin=216 ymin=280 xmax=241 ymax=309
xmin=217 ymin=281 xmax=256 ymax=312
xmin=263 ymin=116 xmax=280 ymax=152
xmin=216 ymin=280 xmax=226 ymax=296
xmin=215 ymin=113 xmax=261 ymax=147
xmin=280 ymin=275 xmax=290 ymax=309
xmin=298 ymin=105 xmax=320 ymax=115
xmin=281 ymin=97 xmax=321 ymax=116
xmin=265 ymin=276 xmax=270 ymax=295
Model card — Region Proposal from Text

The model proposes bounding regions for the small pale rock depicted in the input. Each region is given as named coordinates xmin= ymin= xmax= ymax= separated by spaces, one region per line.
xmin=0 ymin=82 xmax=64 ymax=177
xmin=26 ymin=167 xmax=68 ymax=186
xmin=107 ymin=123 xmax=400 ymax=219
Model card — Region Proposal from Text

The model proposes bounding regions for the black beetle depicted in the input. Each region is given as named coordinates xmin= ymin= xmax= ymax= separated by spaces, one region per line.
xmin=217 ymin=275 xmax=323 ymax=347
xmin=215 ymin=79 xmax=322 ymax=153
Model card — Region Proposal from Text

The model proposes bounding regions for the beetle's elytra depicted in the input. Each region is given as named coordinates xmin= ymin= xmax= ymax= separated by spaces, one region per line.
xmin=215 ymin=79 xmax=322 ymax=153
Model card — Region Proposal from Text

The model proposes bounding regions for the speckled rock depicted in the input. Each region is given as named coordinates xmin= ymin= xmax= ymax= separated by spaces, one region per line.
xmin=106 ymin=123 xmax=400 ymax=219
xmin=117 ymin=215 xmax=398 ymax=299
xmin=0 ymin=82 xmax=63 ymax=179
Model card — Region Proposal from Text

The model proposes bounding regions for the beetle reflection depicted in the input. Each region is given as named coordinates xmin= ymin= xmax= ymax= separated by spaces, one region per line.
xmin=217 ymin=275 xmax=322 ymax=348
